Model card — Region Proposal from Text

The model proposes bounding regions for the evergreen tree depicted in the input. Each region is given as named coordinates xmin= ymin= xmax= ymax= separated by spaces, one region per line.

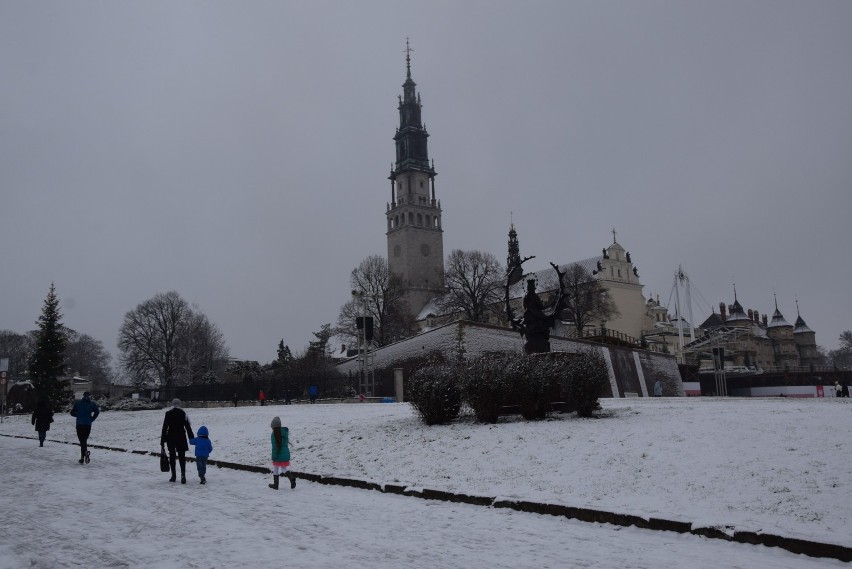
xmin=28 ymin=283 xmax=69 ymax=406
xmin=276 ymin=340 xmax=293 ymax=364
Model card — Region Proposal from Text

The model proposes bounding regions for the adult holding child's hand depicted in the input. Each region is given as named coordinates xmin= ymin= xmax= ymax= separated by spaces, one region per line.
xmin=161 ymin=398 xmax=194 ymax=484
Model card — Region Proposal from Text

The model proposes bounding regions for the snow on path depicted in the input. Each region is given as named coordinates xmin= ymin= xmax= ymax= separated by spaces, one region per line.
xmin=0 ymin=436 xmax=842 ymax=569
xmin=2 ymin=397 xmax=850 ymax=547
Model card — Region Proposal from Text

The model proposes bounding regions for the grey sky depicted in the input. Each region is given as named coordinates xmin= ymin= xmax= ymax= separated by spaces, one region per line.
xmin=2 ymin=1 xmax=851 ymax=368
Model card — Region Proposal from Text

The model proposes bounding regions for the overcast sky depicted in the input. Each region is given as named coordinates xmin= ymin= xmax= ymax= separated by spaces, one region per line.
xmin=2 ymin=1 xmax=851 ymax=369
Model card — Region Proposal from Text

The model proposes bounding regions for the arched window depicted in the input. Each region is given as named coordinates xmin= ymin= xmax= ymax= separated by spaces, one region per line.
xmin=394 ymin=215 xmax=399 ymax=227
xmin=408 ymin=212 xmax=414 ymax=224
xmin=417 ymin=213 xmax=423 ymax=226
xmin=425 ymin=215 xmax=431 ymax=227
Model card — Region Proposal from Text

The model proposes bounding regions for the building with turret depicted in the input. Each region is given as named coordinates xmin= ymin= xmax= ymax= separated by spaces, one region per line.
xmin=679 ymin=292 xmax=820 ymax=371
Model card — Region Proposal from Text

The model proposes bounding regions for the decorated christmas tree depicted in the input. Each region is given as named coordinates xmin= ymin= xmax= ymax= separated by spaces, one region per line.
xmin=28 ymin=283 xmax=69 ymax=407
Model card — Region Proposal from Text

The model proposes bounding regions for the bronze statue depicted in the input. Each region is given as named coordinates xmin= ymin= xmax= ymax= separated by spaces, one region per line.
xmin=505 ymin=257 xmax=567 ymax=354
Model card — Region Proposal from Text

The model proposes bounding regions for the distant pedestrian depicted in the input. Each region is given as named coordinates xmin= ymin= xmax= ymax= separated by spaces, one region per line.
xmin=268 ymin=416 xmax=295 ymax=490
xmin=259 ymin=390 xmax=266 ymax=407
xmin=284 ymin=388 xmax=292 ymax=405
xmin=189 ymin=425 xmax=213 ymax=485
xmin=835 ymin=381 xmax=842 ymax=398
xmin=232 ymin=393 xmax=238 ymax=408
xmin=842 ymin=383 xmax=850 ymax=398
xmin=31 ymin=397 xmax=54 ymax=447
xmin=70 ymin=392 xmax=99 ymax=464
xmin=358 ymin=393 xmax=365 ymax=403
xmin=653 ymin=380 xmax=662 ymax=397
xmin=308 ymin=384 xmax=318 ymax=404
xmin=161 ymin=398 xmax=194 ymax=484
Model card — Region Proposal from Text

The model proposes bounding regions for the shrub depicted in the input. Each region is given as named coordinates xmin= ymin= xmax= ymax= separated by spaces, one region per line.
xmin=560 ymin=349 xmax=609 ymax=417
xmin=407 ymin=362 xmax=462 ymax=425
xmin=459 ymin=353 xmax=515 ymax=424
xmin=513 ymin=353 xmax=564 ymax=420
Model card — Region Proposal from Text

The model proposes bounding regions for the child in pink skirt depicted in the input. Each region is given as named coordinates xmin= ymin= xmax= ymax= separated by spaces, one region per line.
xmin=268 ymin=416 xmax=296 ymax=490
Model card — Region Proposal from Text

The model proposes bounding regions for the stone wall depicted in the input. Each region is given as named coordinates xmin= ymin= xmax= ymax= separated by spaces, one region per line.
xmin=336 ymin=321 xmax=683 ymax=398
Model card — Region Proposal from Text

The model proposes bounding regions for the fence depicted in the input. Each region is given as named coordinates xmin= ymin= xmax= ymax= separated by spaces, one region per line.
xmin=164 ymin=373 xmax=375 ymax=404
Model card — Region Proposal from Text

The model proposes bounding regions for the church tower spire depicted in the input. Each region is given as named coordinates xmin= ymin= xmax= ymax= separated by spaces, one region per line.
xmin=386 ymin=40 xmax=445 ymax=315
xmin=506 ymin=218 xmax=523 ymax=286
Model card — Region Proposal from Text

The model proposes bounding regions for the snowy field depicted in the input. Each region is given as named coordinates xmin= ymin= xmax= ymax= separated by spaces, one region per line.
xmin=1 ymin=397 xmax=850 ymax=567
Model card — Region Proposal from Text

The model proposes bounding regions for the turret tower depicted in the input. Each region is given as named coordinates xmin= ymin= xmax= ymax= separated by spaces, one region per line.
xmin=766 ymin=293 xmax=799 ymax=368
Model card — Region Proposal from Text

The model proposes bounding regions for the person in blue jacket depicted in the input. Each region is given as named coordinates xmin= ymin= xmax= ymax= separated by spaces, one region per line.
xmin=70 ymin=392 xmax=99 ymax=464
xmin=189 ymin=425 xmax=213 ymax=485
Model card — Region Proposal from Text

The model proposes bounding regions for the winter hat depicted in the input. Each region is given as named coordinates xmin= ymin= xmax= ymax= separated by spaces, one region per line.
xmin=82 ymin=392 xmax=91 ymax=398
xmin=197 ymin=425 xmax=208 ymax=437
xmin=271 ymin=416 xmax=281 ymax=429
xmin=171 ymin=398 xmax=181 ymax=408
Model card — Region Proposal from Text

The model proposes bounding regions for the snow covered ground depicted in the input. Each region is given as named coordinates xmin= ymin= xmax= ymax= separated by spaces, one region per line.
xmin=1 ymin=397 xmax=849 ymax=567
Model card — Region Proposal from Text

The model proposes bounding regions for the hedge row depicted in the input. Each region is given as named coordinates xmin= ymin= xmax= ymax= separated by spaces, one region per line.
xmin=407 ymin=351 xmax=608 ymax=425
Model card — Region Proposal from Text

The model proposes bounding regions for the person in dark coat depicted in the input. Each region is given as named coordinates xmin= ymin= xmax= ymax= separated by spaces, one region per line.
xmin=161 ymin=398 xmax=194 ymax=484
xmin=31 ymin=397 xmax=54 ymax=447
xmin=70 ymin=392 xmax=99 ymax=464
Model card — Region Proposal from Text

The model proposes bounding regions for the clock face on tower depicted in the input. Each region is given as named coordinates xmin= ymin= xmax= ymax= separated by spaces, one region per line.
xmin=393 ymin=245 xmax=401 ymax=257
xmin=420 ymin=243 xmax=430 ymax=257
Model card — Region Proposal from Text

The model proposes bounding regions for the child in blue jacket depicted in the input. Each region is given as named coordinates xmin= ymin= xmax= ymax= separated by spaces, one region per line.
xmin=189 ymin=425 xmax=213 ymax=484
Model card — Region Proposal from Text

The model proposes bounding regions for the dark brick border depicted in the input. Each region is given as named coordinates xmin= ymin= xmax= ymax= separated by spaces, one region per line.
xmin=2 ymin=433 xmax=849 ymax=562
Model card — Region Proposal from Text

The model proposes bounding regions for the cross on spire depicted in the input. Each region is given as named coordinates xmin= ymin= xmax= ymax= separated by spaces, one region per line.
xmin=405 ymin=38 xmax=413 ymax=79
xmin=611 ymin=227 xmax=617 ymax=243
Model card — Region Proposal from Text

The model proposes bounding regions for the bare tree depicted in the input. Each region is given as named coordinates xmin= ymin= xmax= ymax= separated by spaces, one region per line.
xmin=828 ymin=330 xmax=852 ymax=367
xmin=439 ymin=249 xmax=504 ymax=323
xmin=0 ymin=330 xmax=33 ymax=379
xmin=65 ymin=330 xmax=114 ymax=393
xmin=172 ymin=311 xmax=229 ymax=385
xmin=117 ymin=291 xmax=228 ymax=389
xmin=559 ymin=264 xmax=619 ymax=335
xmin=336 ymin=255 xmax=416 ymax=348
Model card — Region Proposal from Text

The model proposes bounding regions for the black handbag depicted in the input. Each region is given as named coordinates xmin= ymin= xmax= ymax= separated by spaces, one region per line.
xmin=160 ymin=447 xmax=170 ymax=472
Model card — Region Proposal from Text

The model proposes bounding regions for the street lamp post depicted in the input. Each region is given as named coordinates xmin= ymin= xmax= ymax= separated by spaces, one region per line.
xmin=352 ymin=291 xmax=370 ymax=397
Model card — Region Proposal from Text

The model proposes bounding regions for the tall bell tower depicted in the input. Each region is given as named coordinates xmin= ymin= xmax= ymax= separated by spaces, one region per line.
xmin=386 ymin=40 xmax=445 ymax=315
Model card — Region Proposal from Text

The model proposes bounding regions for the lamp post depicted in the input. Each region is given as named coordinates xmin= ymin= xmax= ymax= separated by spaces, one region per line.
xmin=352 ymin=290 xmax=370 ymax=396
